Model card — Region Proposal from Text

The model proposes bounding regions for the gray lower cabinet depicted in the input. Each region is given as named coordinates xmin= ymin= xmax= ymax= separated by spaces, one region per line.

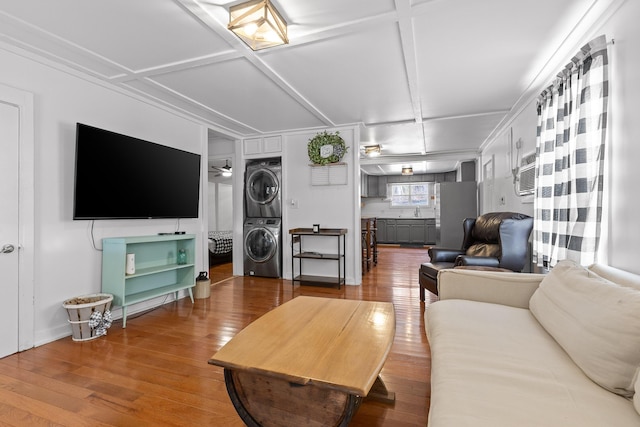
xmin=376 ymin=219 xmax=387 ymax=242
xmin=396 ymin=219 xmax=426 ymax=244
xmin=425 ymin=219 xmax=436 ymax=244
xmin=411 ymin=221 xmax=427 ymax=244
xmin=386 ymin=220 xmax=396 ymax=243
xmin=396 ymin=221 xmax=410 ymax=243
xmin=377 ymin=219 xmax=433 ymax=244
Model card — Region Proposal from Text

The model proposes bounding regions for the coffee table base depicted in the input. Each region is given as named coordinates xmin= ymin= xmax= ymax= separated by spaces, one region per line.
xmin=224 ymin=369 xmax=396 ymax=426
xmin=224 ymin=369 xmax=362 ymax=427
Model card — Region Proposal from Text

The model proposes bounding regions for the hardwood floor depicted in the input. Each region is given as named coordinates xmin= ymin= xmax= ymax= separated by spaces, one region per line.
xmin=0 ymin=246 xmax=437 ymax=426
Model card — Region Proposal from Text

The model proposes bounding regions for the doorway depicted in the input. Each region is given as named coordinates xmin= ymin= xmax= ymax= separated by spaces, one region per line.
xmin=0 ymin=84 xmax=35 ymax=357
xmin=207 ymin=131 xmax=235 ymax=272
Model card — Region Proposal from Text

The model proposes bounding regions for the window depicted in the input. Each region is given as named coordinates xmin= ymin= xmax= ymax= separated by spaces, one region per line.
xmin=389 ymin=182 xmax=431 ymax=207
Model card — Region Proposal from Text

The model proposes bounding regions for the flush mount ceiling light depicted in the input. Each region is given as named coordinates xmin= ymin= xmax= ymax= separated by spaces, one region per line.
xmin=402 ymin=166 xmax=413 ymax=176
xmin=363 ymin=144 xmax=381 ymax=157
xmin=228 ymin=0 xmax=288 ymax=51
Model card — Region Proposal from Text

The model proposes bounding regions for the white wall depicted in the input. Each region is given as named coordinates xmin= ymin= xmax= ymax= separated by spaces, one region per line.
xmin=479 ymin=107 xmax=537 ymax=217
xmin=480 ymin=0 xmax=640 ymax=274
xmin=0 ymin=47 xmax=206 ymax=345
xmin=274 ymin=127 xmax=360 ymax=284
xmin=601 ymin=0 xmax=640 ymax=271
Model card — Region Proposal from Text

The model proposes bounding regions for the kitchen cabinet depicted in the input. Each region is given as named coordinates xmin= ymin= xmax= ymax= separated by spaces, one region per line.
xmin=377 ymin=219 xmax=434 ymax=244
xmin=377 ymin=176 xmax=388 ymax=198
xmin=367 ymin=175 xmax=378 ymax=197
xmin=425 ymin=219 xmax=436 ymax=244
xmin=376 ymin=219 xmax=387 ymax=242
xmin=396 ymin=221 xmax=410 ymax=243
xmin=411 ymin=220 xmax=427 ymax=244
xmin=385 ymin=219 xmax=396 ymax=243
xmin=361 ymin=175 xmax=387 ymax=198
xmin=396 ymin=219 xmax=426 ymax=244
xmin=360 ymin=174 xmax=369 ymax=197
xmin=243 ymin=136 xmax=282 ymax=158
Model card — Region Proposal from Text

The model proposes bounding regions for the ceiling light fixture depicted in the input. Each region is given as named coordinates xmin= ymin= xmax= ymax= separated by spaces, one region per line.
xmin=363 ymin=144 xmax=381 ymax=157
xmin=228 ymin=0 xmax=288 ymax=51
xmin=402 ymin=166 xmax=413 ymax=176
xmin=221 ymin=160 xmax=232 ymax=177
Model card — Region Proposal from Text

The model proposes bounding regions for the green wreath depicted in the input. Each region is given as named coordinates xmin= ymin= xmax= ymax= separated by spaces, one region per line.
xmin=307 ymin=131 xmax=348 ymax=165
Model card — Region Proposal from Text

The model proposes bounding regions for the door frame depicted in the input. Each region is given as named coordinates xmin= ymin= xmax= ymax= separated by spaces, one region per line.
xmin=1 ymin=83 xmax=35 ymax=352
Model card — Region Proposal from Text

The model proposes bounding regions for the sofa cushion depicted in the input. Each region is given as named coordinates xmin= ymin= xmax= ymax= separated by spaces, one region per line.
xmin=529 ymin=260 xmax=640 ymax=397
xmin=426 ymin=299 xmax=640 ymax=426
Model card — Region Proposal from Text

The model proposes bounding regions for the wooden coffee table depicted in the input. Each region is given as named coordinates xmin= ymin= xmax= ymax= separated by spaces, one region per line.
xmin=208 ymin=296 xmax=396 ymax=427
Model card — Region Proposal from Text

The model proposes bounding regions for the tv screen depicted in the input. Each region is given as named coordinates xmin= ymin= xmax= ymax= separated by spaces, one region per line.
xmin=73 ymin=123 xmax=201 ymax=220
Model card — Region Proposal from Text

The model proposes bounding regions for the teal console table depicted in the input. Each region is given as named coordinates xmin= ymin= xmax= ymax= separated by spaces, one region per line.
xmin=102 ymin=234 xmax=196 ymax=328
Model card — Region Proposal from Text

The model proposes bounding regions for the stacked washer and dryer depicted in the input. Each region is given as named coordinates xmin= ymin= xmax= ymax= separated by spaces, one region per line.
xmin=243 ymin=158 xmax=282 ymax=278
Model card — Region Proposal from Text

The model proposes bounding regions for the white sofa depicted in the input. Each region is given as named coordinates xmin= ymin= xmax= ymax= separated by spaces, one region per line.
xmin=425 ymin=260 xmax=640 ymax=426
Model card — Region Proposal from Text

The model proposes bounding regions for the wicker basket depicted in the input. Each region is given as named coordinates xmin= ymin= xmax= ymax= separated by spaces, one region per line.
xmin=62 ymin=293 xmax=113 ymax=342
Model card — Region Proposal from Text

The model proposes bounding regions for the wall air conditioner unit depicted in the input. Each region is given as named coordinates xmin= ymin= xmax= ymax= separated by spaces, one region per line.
xmin=517 ymin=153 xmax=536 ymax=196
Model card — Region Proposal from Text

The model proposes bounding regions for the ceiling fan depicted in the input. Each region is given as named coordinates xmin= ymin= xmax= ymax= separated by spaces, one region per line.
xmin=210 ymin=159 xmax=233 ymax=177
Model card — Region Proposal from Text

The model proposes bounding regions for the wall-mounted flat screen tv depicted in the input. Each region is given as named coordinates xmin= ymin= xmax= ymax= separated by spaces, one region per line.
xmin=73 ymin=123 xmax=201 ymax=220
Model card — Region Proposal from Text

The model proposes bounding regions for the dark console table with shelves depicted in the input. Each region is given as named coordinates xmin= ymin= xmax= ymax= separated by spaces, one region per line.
xmin=290 ymin=228 xmax=347 ymax=288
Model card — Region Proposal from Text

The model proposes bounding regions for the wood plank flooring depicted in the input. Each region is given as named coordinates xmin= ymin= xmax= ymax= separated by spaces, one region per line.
xmin=0 ymin=245 xmax=437 ymax=426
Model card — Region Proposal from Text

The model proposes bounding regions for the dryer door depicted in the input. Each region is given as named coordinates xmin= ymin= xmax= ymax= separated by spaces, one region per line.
xmin=246 ymin=168 xmax=279 ymax=206
xmin=244 ymin=227 xmax=277 ymax=263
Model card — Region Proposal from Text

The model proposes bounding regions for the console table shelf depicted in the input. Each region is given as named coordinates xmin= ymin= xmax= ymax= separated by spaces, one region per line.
xmin=102 ymin=234 xmax=196 ymax=328
xmin=125 ymin=263 xmax=193 ymax=278
xmin=289 ymin=228 xmax=347 ymax=288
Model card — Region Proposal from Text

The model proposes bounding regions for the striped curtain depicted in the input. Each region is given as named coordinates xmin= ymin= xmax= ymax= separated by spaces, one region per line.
xmin=533 ymin=35 xmax=609 ymax=268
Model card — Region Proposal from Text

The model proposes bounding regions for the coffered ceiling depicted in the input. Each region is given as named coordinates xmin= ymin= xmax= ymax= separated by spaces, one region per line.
xmin=0 ymin=0 xmax=601 ymax=174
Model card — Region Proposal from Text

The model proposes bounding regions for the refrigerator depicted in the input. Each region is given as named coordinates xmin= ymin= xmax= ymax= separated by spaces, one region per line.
xmin=435 ymin=182 xmax=478 ymax=248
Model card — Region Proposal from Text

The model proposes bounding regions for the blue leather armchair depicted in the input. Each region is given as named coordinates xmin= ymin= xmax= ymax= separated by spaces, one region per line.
xmin=419 ymin=212 xmax=533 ymax=299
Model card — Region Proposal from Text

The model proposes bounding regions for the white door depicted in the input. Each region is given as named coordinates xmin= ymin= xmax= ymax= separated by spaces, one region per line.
xmin=0 ymin=100 xmax=20 ymax=358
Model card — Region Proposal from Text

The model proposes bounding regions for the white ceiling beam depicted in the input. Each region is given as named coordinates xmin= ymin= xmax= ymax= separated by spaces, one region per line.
xmin=174 ymin=0 xmax=335 ymax=128
xmin=110 ymin=50 xmax=244 ymax=83
xmin=359 ymin=150 xmax=479 ymax=166
xmin=363 ymin=109 xmax=510 ymax=128
xmin=394 ymin=0 xmax=423 ymax=126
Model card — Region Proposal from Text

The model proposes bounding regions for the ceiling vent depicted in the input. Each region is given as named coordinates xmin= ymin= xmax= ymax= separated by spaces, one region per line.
xmin=517 ymin=153 xmax=536 ymax=196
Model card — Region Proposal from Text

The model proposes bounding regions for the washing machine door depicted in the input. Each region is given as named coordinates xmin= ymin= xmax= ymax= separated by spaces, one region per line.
xmin=244 ymin=227 xmax=277 ymax=263
xmin=246 ymin=168 xmax=279 ymax=206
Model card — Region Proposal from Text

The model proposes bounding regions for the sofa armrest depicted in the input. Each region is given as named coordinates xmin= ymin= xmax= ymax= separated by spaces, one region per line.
xmin=437 ymin=269 xmax=546 ymax=309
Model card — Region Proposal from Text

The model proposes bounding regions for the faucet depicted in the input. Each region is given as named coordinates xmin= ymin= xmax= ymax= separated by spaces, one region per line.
xmin=414 ymin=206 xmax=420 ymax=217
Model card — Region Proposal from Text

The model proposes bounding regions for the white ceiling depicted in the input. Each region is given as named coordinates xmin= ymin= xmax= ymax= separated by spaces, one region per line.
xmin=0 ymin=0 xmax=598 ymax=174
